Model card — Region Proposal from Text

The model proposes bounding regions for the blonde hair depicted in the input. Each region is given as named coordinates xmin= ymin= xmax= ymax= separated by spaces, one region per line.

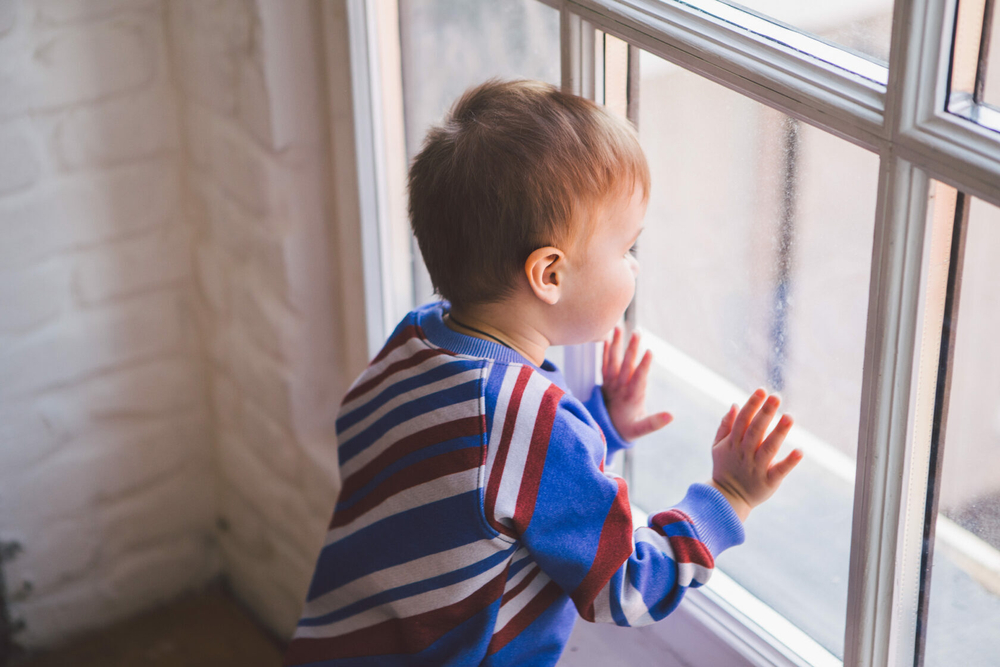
xmin=408 ymin=78 xmax=650 ymax=309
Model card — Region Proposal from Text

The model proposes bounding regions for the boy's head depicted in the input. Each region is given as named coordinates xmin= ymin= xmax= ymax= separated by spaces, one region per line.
xmin=408 ymin=78 xmax=651 ymax=323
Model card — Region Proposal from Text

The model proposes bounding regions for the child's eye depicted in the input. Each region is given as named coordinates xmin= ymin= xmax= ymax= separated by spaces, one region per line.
xmin=627 ymin=243 xmax=638 ymax=257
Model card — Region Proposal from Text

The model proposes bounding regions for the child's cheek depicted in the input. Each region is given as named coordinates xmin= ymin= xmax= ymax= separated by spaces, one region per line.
xmin=613 ymin=267 xmax=635 ymax=316
xmin=621 ymin=258 xmax=639 ymax=294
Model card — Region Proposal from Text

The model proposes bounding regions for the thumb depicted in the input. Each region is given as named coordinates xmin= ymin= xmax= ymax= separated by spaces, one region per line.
xmin=626 ymin=411 xmax=673 ymax=440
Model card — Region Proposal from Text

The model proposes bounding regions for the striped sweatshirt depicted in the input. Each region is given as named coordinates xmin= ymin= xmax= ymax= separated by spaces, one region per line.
xmin=284 ymin=301 xmax=745 ymax=667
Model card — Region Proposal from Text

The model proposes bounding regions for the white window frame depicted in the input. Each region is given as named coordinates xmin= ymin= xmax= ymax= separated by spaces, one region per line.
xmin=337 ymin=0 xmax=1000 ymax=665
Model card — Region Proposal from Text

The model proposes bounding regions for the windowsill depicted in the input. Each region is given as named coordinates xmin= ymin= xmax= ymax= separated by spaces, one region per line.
xmin=629 ymin=502 xmax=842 ymax=667
xmin=621 ymin=331 xmax=1000 ymax=665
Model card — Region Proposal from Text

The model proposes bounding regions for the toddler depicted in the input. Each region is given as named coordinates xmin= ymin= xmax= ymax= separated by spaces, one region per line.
xmin=283 ymin=78 xmax=803 ymax=667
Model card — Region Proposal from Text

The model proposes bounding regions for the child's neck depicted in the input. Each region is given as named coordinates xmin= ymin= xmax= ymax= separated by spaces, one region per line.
xmin=446 ymin=300 xmax=550 ymax=367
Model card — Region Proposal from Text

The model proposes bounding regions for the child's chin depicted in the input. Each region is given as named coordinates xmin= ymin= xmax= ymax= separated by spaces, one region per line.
xmin=552 ymin=320 xmax=620 ymax=346
xmin=575 ymin=330 xmax=616 ymax=346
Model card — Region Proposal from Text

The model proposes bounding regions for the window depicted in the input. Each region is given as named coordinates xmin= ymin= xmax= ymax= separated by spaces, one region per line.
xmin=395 ymin=0 xmax=562 ymax=309
xmin=947 ymin=0 xmax=1000 ymax=130
xmin=627 ymin=49 xmax=878 ymax=659
xmin=345 ymin=0 xmax=1000 ymax=664
xmin=718 ymin=0 xmax=895 ymax=62
xmin=915 ymin=188 xmax=1000 ymax=666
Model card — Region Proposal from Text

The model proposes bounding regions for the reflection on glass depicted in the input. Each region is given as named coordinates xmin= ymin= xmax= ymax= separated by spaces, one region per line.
xmin=627 ymin=50 xmax=879 ymax=658
xmin=722 ymin=0 xmax=895 ymax=62
xmin=982 ymin=4 xmax=1000 ymax=108
xmin=947 ymin=0 xmax=1000 ymax=128
xmin=949 ymin=0 xmax=988 ymax=100
xmin=397 ymin=0 xmax=560 ymax=304
xmin=923 ymin=196 xmax=1000 ymax=666
xmin=397 ymin=0 xmax=560 ymax=159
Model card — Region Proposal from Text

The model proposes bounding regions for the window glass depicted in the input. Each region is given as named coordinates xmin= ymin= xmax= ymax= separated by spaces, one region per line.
xmin=980 ymin=3 xmax=1000 ymax=108
xmin=626 ymin=49 xmax=879 ymax=658
xmin=397 ymin=0 xmax=561 ymax=305
xmin=717 ymin=0 xmax=895 ymax=63
xmin=949 ymin=0 xmax=988 ymax=100
xmin=947 ymin=0 xmax=1000 ymax=128
xmin=398 ymin=0 xmax=561 ymax=160
xmin=923 ymin=195 xmax=1000 ymax=666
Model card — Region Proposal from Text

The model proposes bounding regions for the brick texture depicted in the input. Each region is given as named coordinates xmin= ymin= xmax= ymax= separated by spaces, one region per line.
xmin=1 ymin=0 xmax=349 ymax=652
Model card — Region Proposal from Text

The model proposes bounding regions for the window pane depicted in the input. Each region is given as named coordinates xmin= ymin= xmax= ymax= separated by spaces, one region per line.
xmin=981 ymin=4 xmax=1000 ymax=108
xmin=923 ymin=195 xmax=1000 ymax=666
xmin=717 ymin=0 xmax=894 ymax=63
xmin=397 ymin=0 xmax=561 ymax=305
xmin=627 ymin=50 xmax=878 ymax=658
xmin=947 ymin=0 xmax=1000 ymax=129
xmin=949 ymin=0 xmax=988 ymax=99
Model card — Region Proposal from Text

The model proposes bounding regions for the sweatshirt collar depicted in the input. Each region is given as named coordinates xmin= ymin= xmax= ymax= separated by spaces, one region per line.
xmin=418 ymin=301 xmax=559 ymax=373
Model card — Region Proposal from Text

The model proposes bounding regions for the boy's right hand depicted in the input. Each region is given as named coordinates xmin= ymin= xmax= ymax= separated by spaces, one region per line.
xmin=708 ymin=388 xmax=802 ymax=522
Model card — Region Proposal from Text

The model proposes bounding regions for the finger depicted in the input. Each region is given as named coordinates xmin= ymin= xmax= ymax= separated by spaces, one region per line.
xmin=626 ymin=411 xmax=673 ymax=439
xmin=767 ymin=448 xmax=804 ymax=485
xmin=756 ymin=414 xmax=794 ymax=463
xmin=617 ymin=330 xmax=641 ymax=387
xmin=714 ymin=404 xmax=738 ymax=446
xmin=732 ymin=388 xmax=767 ymax=446
xmin=743 ymin=394 xmax=780 ymax=449
xmin=604 ymin=328 xmax=618 ymax=387
xmin=607 ymin=326 xmax=623 ymax=387
xmin=626 ymin=350 xmax=653 ymax=399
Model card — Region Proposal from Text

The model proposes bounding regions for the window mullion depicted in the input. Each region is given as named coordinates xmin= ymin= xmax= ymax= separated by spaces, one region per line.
xmin=343 ymin=0 xmax=391 ymax=360
xmin=843 ymin=1 xmax=954 ymax=661
xmin=560 ymin=7 xmax=602 ymax=400
xmin=845 ymin=156 xmax=931 ymax=667
xmin=893 ymin=0 xmax=1000 ymax=208
xmin=884 ymin=0 xmax=929 ymax=139
xmin=561 ymin=8 xmax=597 ymax=99
xmin=626 ymin=43 xmax=640 ymax=128
xmin=621 ymin=41 xmax=639 ymax=487
xmin=564 ymin=0 xmax=887 ymax=152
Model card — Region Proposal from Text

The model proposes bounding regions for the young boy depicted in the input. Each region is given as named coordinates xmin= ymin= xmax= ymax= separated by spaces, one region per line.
xmin=283 ymin=78 xmax=803 ymax=666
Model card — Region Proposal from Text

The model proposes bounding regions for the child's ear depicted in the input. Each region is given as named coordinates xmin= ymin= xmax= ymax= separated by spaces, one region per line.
xmin=525 ymin=246 xmax=564 ymax=305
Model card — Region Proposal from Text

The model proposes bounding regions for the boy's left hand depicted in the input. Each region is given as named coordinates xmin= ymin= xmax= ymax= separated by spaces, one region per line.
xmin=602 ymin=325 xmax=673 ymax=441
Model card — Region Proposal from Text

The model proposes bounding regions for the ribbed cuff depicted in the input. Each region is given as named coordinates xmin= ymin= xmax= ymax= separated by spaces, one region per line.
xmin=672 ymin=483 xmax=746 ymax=557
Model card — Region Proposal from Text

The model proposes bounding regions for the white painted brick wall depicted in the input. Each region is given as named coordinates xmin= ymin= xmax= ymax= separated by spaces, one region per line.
xmin=73 ymin=222 xmax=193 ymax=305
xmin=55 ymin=85 xmax=181 ymax=169
xmin=0 ymin=0 xmax=215 ymax=650
xmin=1 ymin=9 xmax=157 ymax=119
xmin=167 ymin=0 xmax=348 ymax=642
xmin=0 ymin=119 xmax=43 ymax=195
xmin=1 ymin=0 xmax=352 ymax=652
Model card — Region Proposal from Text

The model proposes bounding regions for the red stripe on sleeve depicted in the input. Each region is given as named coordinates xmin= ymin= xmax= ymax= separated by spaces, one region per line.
xmin=483 ymin=366 xmax=533 ymax=537
xmin=500 ymin=566 xmax=541 ymax=606
xmin=650 ymin=508 xmax=694 ymax=527
xmin=570 ymin=476 xmax=634 ymax=619
xmin=650 ymin=510 xmax=714 ymax=568
xmin=486 ymin=580 xmax=563 ymax=656
xmin=662 ymin=534 xmax=714 ymax=570
xmin=511 ymin=383 xmax=564 ymax=532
